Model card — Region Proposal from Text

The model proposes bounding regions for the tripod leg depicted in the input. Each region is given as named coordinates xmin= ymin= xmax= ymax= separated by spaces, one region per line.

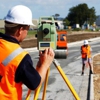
xmin=34 ymin=68 xmax=50 ymax=100
xmin=42 ymin=68 xmax=50 ymax=100
xmin=34 ymin=67 xmax=50 ymax=100
xmin=26 ymin=68 xmax=50 ymax=100
xmin=26 ymin=90 xmax=31 ymax=100
xmin=26 ymin=82 xmax=41 ymax=100
xmin=25 ymin=80 xmax=41 ymax=100
xmin=34 ymin=85 xmax=41 ymax=100
xmin=53 ymin=59 xmax=80 ymax=100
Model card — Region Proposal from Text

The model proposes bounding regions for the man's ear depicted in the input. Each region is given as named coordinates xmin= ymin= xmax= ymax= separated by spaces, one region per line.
xmin=18 ymin=27 xmax=24 ymax=35
xmin=15 ymin=27 xmax=23 ymax=37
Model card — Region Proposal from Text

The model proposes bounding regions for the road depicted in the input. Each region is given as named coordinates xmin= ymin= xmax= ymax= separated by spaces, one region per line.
xmin=22 ymin=37 xmax=100 ymax=100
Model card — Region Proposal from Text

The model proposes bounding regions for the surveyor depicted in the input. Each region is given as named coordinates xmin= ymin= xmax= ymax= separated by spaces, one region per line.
xmin=0 ymin=5 xmax=55 ymax=100
xmin=81 ymin=40 xmax=93 ymax=75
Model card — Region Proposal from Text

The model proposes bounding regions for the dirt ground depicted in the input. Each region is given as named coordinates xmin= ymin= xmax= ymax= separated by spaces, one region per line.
xmin=20 ymin=31 xmax=100 ymax=48
xmin=93 ymin=55 xmax=100 ymax=100
xmin=20 ymin=31 xmax=100 ymax=99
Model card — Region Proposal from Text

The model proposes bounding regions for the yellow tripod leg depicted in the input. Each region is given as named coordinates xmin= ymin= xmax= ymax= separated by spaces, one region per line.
xmin=26 ymin=90 xmax=31 ymax=100
xmin=53 ymin=59 xmax=80 ymax=100
xmin=34 ymin=68 xmax=50 ymax=100
xmin=25 ymin=86 xmax=41 ymax=100
xmin=26 ymin=68 xmax=50 ymax=100
xmin=25 ymin=82 xmax=41 ymax=100
xmin=42 ymin=68 xmax=50 ymax=100
xmin=34 ymin=85 xmax=41 ymax=100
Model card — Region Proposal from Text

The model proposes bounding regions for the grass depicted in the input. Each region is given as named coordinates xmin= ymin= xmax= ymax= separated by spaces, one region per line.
xmin=0 ymin=29 xmax=37 ymax=38
xmin=26 ymin=30 xmax=37 ymax=38
xmin=0 ymin=29 xmax=38 ymax=39
xmin=0 ymin=29 xmax=5 ymax=33
xmin=28 ymin=30 xmax=37 ymax=35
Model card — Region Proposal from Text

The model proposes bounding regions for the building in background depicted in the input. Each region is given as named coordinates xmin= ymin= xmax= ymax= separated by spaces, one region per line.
xmin=0 ymin=19 xmax=64 ymax=30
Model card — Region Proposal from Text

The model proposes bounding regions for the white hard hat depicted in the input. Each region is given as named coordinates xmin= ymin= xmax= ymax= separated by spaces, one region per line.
xmin=84 ymin=40 xmax=88 ymax=45
xmin=4 ymin=5 xmax=34 ymax=26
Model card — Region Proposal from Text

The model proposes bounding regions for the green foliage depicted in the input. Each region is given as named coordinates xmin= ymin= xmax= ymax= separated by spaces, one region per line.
xmin=28 ymin=30 xmax=37 ymax=35
xmin=52 ymin=14 xmax=60 ymax=20
xmin=0 ymin=29 xmax=5 ymax=33
xmin=63 ymin=19 xmax=70 ymax=26
xmin=65 ymin=3 xmax=96 ymax=27
xmin=72 ymin=28 xmax=81 ymax=31
xmin=95 ymin=28 xmax=100 ymax=31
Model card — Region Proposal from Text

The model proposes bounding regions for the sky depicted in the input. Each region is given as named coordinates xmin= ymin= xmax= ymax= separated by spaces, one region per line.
xmin=0 ymin=0 xmax=100 ymax=19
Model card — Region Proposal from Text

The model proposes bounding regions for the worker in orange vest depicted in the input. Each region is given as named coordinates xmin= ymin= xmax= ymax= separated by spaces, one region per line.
xmin=0 ymin=5 xmax=55 ymax=100
xmin=81 ymin=40 xmax=93 ymax=75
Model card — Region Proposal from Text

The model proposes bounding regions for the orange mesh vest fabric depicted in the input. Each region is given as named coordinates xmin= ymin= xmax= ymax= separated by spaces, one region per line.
xmin=81 ymin=45 xmax=91 ymax=58
xmin=0 ymin=39 xmax=28 ymax=100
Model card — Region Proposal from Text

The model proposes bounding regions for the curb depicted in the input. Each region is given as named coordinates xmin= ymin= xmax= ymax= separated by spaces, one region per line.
xmin=68 ymin=37 xmax=100 ymax=47
xmin=89 ymin=53 xmax=100 ymax=100
xmin=89 ymin=74 xmax=94 ymax=100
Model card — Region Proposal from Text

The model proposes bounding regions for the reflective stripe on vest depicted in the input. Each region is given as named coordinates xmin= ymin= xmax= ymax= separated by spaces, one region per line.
xmin=0 ymin=39 xmax=28 ymax=100
xmin=2 ymin=47 xmax=24 ymax=66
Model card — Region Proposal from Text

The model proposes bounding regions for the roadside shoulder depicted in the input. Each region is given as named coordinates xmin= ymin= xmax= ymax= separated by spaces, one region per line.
xmin=93 ymin=53 xmax=100 ymax=100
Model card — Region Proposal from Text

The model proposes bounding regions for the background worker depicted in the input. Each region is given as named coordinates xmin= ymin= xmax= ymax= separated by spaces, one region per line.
xmin=62 ymin=34 xmax=67 ymax=41
xmin=0 ymin=5 xmax=55 ymax=100
xmin=81 ymin=40 xmax=93 ymax=75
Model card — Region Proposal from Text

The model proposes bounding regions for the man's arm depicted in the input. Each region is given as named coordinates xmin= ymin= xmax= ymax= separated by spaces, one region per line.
xmin=15 ymin=48 xmax=54 ymax=90
xmin=15 ymin=54 xmax=41 ymax=90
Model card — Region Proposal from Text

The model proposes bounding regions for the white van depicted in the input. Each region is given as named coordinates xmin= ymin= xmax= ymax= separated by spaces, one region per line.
xmin=55 ymin=21 xmax=64 ymax=29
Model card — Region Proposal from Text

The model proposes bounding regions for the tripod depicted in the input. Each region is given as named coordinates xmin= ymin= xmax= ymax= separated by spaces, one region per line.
xmin=26 ymin=59 xmax=80 ymax=100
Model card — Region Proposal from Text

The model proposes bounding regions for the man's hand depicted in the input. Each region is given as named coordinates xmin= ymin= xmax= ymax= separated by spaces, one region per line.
xmin=36 ymin=48 xmax=55 ymax=85
xmin=37 ymin=48 xmax=55 ymax=69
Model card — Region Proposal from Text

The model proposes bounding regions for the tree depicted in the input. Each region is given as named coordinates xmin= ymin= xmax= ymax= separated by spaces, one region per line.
xmin=87 ymin=7 xmax=96 ymax=25
xmin=63 ymin=19 xmax=70 ymax=26
xmin=52 ymin=14 xmax=60 ymax=20
xmin=65 ymin=3 xmax=96 ymax=27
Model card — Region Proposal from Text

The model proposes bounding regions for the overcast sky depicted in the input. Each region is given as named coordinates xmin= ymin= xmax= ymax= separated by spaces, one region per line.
xmin=0 ymin=0 xmax=100 ymax=19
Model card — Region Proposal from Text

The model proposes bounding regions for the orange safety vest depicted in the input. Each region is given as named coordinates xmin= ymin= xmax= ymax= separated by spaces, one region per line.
xmin=81 ymin=45 xmax=91 ymax=58
xmin=0 ymin=39 xmax=28 ymax=100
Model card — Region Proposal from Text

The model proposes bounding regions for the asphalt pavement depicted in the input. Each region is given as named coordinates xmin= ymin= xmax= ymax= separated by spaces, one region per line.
xmin=23 ymin=37 xmax=100 ymax=100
